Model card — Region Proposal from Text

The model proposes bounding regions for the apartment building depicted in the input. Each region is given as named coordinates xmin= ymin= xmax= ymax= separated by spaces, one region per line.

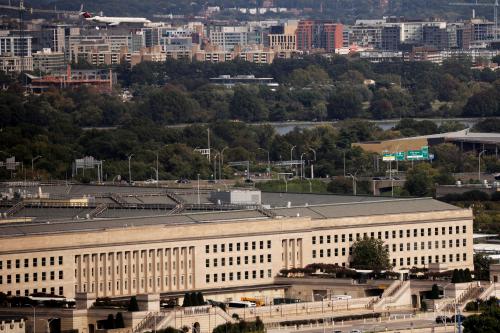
xmin=33 ymin=49 xmax=66 ymax=73
xmin=0 ymin=198 xmax=473 ymax=299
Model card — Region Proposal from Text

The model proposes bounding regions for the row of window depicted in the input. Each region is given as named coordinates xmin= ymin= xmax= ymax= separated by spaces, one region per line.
xmin=79 ymin=274 xmax=193 ymax=294
xmin=205 ymin=269 xmax=273 ymax=283
xmin=5 ymin=286 xmax=64 ymax=297
xmin=311 ymin=226 xmax=467 ymax=245
xmin=0 ymin=271 xmax=63 ymax=284
xmin=0 ymin=256 xmax=63 ymax=270
xmin=205 ymin=240 xmax=272 ymax=254
xmin=206 ymin=254 xmax=272 ymax=267
xmin=75 ymin=247 xmax=193 ymax=264
xmin=78 ymin=259 xmax=192 ymax=278
xmin=313 ymin=242 xmax=468 ymax=259
xmin=392 ymin=253 xmax=467 ymax=266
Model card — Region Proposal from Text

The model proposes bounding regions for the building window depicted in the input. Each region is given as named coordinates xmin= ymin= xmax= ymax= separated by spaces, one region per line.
xmin=229 ymin=243 xmax=233 ymax=252
xmin=221 ymin=244 xmax=225 ymax=252
xmin=312 ymin=250 xmax=317 ymax=258
xmin=312 ymin=236 xmax=316 ymax=245
xmin=24 ymin=259 xmax=29 ymax=268
xmin=42 ymin=258 xmax=46 ymax=266
xmin=205 ymin=245 xmax=209 ymax=254
xmin=252 ymin=241 xmax=256 ymax=250
xmin=50 ymin=257 xmax=55 ymax=266
xmin=213 ymin=244 xmax=217 ymax=253
xmin=267 ymin=240 xmax=271 ymax=249
xmin=58 ymin=256 xmax=63 ymax=265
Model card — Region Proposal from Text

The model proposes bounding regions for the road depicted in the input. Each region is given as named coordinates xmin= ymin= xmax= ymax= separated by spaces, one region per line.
xmin=271 ymin=313 xmax=462 ymax=333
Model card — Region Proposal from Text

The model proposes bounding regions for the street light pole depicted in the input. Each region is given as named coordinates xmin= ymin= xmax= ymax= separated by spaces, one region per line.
xmin=31 ymin=155 xmax=42 ymax=180
xmin=28 ymin=304 xmax=36 ymax=333
xmin=300 ymin=153 xmax=306 ymax=179
xmin=128 ymin=154 xmax=134 ymax=184
xmin=309 ymin=148 xmax=316 ymax=179
xmin=479 ymin=150 xmax=486 ymax=182
xmin=156 ymin=152 xmax=159 ymax=185
xmin=197 ymin=174 xmax=200 ymax=205
xmin=257 ymin=148 xmax=270 ymax=178
xmin=290 ymin=145 xmax=296 ymax=177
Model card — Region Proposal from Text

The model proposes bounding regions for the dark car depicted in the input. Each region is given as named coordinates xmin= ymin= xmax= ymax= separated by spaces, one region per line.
xmin=244 ymin=178 xmax=254 ymax=183
xmin=435 ymin=316 xmax=451 ymax=324
xmin=176 ymin=178 xmax=190 ymax=184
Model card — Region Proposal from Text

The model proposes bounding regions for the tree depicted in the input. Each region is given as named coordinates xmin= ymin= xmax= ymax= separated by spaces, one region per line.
xmin=404 ymin=163 xmax=439 ymax=196
xmin=327 ymin=88 xmax=363 ymax=120
xmin=128 ymin=296 xmax=139 ymax=312
xmin=229 ymin=86 xmax=268 ymax=121
xmin=195 ymin=292 xmax=205 ymax=306
xmin=429 ymin=284 xmax=441 ymax=299
xmin=370 ymin=98 xmax=394 ymax=119
xmin=350 ymin=237 xmax=391 ymax=270
xmin=115 ymin=312 xmax=125 ymax=328
xmin=182 ymin=292 xmax=192 ymax=307
xmin=105 ymin=314 xmax=115 ymax=329
xmin=475 ymin=253 xmax=493 ymax=281
xmin=463 ymin=89 xmax=498 ymax=117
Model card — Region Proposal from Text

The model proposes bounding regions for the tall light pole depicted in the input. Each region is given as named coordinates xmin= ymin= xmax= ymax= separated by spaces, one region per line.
xmin=347 ymin=172 xmax=357 ymax=196
xmin=300 ymin=153 xmax=306 ymax=179
xmin=221 ymin=146 xmax=229 ymax=180
xmin=31 ymin=155 xmax=42 ymax=180
xmin=197 ymin=174 xmax=200 ymax=205
xmin=309 ymin=148 xmax=316 ymax=179
xmin=479 ymin=150 xmax=486 ymax=182
xmin=156 ymin=152 xmax=159 ymax=185
xmin=290 ymin=145 xmax=296 ymax=177
xmin=28 ymin=304 xmax=36 ymax=333
xmin=258 ymin=148 xmax=270 ymax=178
xmin=343 ymin=150 xmax=346 ymax=177
xmin=128 ymin=154 xmax=134 ymax=184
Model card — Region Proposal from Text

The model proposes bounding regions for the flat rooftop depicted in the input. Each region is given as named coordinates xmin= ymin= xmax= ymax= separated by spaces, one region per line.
xmin=0 ymin=198 xmax=461 ymax=238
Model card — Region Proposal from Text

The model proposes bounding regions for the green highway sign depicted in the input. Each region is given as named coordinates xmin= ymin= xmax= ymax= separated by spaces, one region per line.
xmin=382 ymin=146 xmax=430 ymax=161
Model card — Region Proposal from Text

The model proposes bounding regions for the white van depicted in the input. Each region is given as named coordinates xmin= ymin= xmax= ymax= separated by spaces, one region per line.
xmin=331 ymin=295 xmax=352 ymax=301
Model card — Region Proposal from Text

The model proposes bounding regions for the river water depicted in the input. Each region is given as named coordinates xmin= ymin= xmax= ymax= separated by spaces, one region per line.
xmin=254 ymin=118 xmax=481 ymax=135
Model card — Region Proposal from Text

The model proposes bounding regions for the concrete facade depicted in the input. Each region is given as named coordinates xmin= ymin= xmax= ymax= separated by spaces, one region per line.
xmin=0 ymin=200 xmax=473 ymax=300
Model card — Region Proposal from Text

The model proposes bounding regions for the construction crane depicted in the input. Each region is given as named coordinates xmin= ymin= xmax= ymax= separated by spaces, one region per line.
xmin=0 ymin=1 xmax=84 ymax=16
xmin=449 ymin=0 xmax=500 ymax=40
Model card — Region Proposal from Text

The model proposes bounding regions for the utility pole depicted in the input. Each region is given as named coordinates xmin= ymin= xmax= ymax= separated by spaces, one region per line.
xmin=207 ymin=128 xmax=211 ymax=163
xmin=479 ymin=150 xmax=486 ymax=182
xmin=290 ymin=145 xmax=296 ymax=177
xmin=128 ymin=154 xmax=134 ymax=184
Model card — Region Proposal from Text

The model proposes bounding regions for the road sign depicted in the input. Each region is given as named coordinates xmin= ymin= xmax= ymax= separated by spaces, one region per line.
xmin=407 ymin=146 xmax=429 ymax=160
xmin=382 ymin=146 xmax=430 ymax=161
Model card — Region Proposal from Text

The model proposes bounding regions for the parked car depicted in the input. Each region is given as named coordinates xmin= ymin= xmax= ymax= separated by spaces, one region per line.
xmin=350 ymin=329 xmax=363 ymax=333
xmin=176 ymin=178 xmax=190 ymax=184
xmin=435 ymin=316 xmax=452 ymax=324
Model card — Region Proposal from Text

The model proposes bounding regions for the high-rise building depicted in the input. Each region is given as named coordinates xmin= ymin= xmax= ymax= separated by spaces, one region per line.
xmin=322 ymin=23 xmax=343 ymax=52
xmin=381 ymin=25 xmax=401 ymax=51
xmin=296 ymin=20 xmax=314 ymax=51
xmin=268 ymin=21 xmax=298 ymax=51
xmin=296 ymin=20 xmax=343 ymax=52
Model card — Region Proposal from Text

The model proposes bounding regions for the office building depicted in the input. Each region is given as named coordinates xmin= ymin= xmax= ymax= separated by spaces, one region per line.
xmin=0 ymin=197 xmax=473 ymax=299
